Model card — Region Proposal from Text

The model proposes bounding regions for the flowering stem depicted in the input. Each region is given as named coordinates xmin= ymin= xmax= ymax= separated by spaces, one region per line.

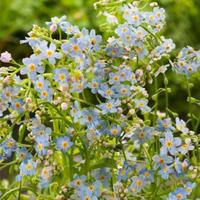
xmin=186 ymin=78 xmax=195 ymax=129
xmin=17 ymin=181 xmax=22 ymax=200
xmin=164 ymin=74 xmax=169 ymax=117
xmin=0 ymin=160 xmax=18 ymax=171
xmin=119 ymin=138 xmax=127 ymax=161
xmin=153 ymin=77 xmax=158 ymax=125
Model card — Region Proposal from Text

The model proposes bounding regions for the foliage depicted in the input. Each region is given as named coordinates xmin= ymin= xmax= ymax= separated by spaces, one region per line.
xmin=0 ymin=0 xmax=200 ymax=200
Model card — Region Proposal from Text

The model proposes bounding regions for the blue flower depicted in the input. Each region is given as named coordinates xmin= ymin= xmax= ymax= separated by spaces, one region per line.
xmin=33 ymin=75 xmax=50 ymax=91
xmin=35 ymin=136 xmax=49 ymax=156
xmin=160 ymin=131 xmax=182 ymax=155
xmin=152 ymin=154 xmax=173 ymax=169
xmin=153 ymin=7 xmax=166 ymax=23
xmin=115 ymin=23 xmax=132 ymax=38
xmin=2 ymin=86 xmax=19 ymax=102
xmin=61 ymin=38 xmax=85 ymax=58
xmin=132 ymin=127 xmax=153 ymax=144
xmin=123 ymin=7 xmax=143 ymax=27
xmin=85 ymin=181 xmax=101 ymax=197
xmin=98 ymin=84 xmax=116 ymax=99
xmin=109 ymin=72 xmax=122 ymax=85
xmin=0 ymin=100 xmax=8 ymax=116
xmin=32 ymin=124 xmax=52 ymax=139
xmin=117 ymin=162 xmax=132 ymax=181
xmin=98 ymin=99 xmax=120 ymax=114
xmin=39 ymin=86 xmax=53 ymax=101
xmin=11 ymin=98 xmax=24 ymax=113
xmin=179 ymin=139 xmax=194 ymax=155
xmin=88 ymin=78 xmax=101 ymax=94
xmin=70 ymin=175 xmax=87 ymax=189
xmin=109 ymin=124 xmax=121 ymax=137
xmin=40 ymin=166 xmax=52 ymax=188
xmin=21 ymin=55 xmax=44 ymax=80
xmin=70 ymin=101 xmax=82 ymax=123
xmin=167 ymin=187 xmax=187 ymax=200
xmin=1 ymin=137 xmax=16 ymax=158
xmin=54 ymin=68 xmax=69 ymax=84
xmin=106 ymin=45 xmax=124 ymax=58
xmin=71 ymin=80 xmax=86 ymax=93
xmin=55 ymin=136 xmax=73 ymax=152
xmin=175 ymin=117 xmax=189 ymax=134
xmin=60 ymin=22 xmax=79 ymax=35
xmin=118 ymin=67 xmax=132 ymax=81
xmin=16 ymin=147 xmax=32 ymax=161
xmin=87 ymin=29 xmax=102 ymax=51
xmin=129 ymin=176 xmax=146 ymax=193
xmin=80 ymin=108 xmax=99 ymax=126
xmin=19 ymin=159 xmax=37 ymax=176
xmin=139 ymin=168 xmax=154 ymax=183
xmin=174 ymin=46 xmax=200 ymax=76
xmin=174 ymin=158 xmax=189 ymax=174
xmin=38 ymin=41 xmax=61 ymax=64
xmin=79 ymin=189 xmax=98 ymax=200
xmin=156 ymin=118 xmax=174 ymax=132
xmin=134 ymin=99 xmax=151 ymax=113
xmin=93 ymin=168 xmax=112 ymax=187
xmin=46 ymin=16 xmax=67 ymax=27
xmin=185 ymin=182 xmax=196 ymax=195
xmin=158 ymin=164 xmax=173 ymax=180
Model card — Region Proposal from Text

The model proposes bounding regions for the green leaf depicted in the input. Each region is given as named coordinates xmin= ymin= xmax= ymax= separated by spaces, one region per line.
xmin=90 ymin=158 xmax=116 ymax=170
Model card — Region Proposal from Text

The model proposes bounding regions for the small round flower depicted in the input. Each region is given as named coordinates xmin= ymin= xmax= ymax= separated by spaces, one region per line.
xmin=55 ymin=136 xmax=73 ymax=152
xmin=19 ymin=159 xmax=37 ymax=176
xmin=61 ymin=102 xmax=68 ymax=110
xmin=0 ymin=51 xmax=12 ymax=63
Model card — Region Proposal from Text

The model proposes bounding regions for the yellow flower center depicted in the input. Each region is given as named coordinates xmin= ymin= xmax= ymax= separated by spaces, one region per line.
xmin=92 ymin=82 xmax=98 ymax=88
xmin=41 ymin=90 xmax=48 ymax=97
xmin=26 ymin=163 xmax=33 ymax=170
xmin=59 ymin=73 xmax=65 ymax=81
xmin=37 ymin=82 xmax=43 ymax=88
xmin=106 ymin=102 xmax=113 ymax=109
xmin=62 ymin=141 xmax=68 ymax=149
xmin=176 ymin=193 xmax=183 ymax=199
xmin=113 ymin=76 xmax=119 ymax=81
xmin=111 ymin=128 xmax=118 ymax=135
xmin=72 ymin=44 xmax=79 ymax=52
xmin=75 ymin=179 xmax=81 ymax=186
xmin=15 ymin=102 xmax=21 ymax=108
xmin=133 ymin=15 xmax=139 ymax=21
xmin=46 ymin=50 xmax=54 ymax=57
xmin=165 ymin=140 xmax=173 ymax=148
xmin=136 ymin=179 xmax=142 ymax=187
xmin=28 ymin=63 xmax=36 ymax=72
xmin=91 ymin=38 xmax=96 ymax=45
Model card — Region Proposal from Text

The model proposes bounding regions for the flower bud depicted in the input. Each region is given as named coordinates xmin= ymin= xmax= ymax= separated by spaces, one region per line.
xmin=26 ymin=97 xmax=33 ymax=104
xmin=61 ymin=102 xmax=68 ymax=110
xmin=50 ymin=24 xmax=57 ymax=32
xmin=0 ymin=51 xmax=12 ymax=63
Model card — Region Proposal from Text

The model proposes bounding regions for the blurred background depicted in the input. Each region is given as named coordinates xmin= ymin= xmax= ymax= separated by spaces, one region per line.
xmin=0 ymin=0 xmax=200 ymax=121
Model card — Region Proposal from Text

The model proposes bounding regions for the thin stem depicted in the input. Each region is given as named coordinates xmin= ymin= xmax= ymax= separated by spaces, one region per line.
xmin=186 ymin=78 xmax=195 ymax=129
xmin=164 ymin=75 xmax=169 ymax=117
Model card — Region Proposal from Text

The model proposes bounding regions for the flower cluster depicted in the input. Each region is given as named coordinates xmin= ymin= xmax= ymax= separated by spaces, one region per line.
xmin=0 ymin=1 xmax=199 ymax=200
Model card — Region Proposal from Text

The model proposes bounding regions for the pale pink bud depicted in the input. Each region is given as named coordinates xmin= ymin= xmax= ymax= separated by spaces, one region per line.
xmin=50 ymin=24 xmax=57 ymax=32
xmin=26 ymin=98 xmax=32 ymax=104
xmin=0 ymin=51 xmax=12 ymax=63
xmin=61 ymin=102 xmax=68 ymax=110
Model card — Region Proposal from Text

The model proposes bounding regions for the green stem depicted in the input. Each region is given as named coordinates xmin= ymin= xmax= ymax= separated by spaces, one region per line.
xmin=164 ymin=75 xmax=169 ymax=117
xmin=186 ymin=78 xmax=195 ymax=129
xmin=17 ymin=181 xmax=22 ymax=200
xmin=1 ymin=186 xmax=37 ymax=200
xmin=0 ymin=160 xmax=18 ymax=171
